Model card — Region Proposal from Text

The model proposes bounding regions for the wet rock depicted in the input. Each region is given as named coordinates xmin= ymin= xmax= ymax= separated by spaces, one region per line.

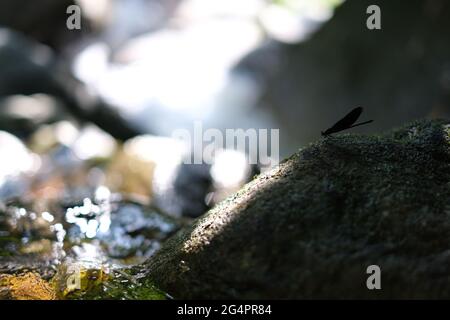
xmin=61 ymin=194 xmax=180 ymax=263
xmin=142 ymin=119 xmax=450 ymax=299
xmin=97 ymin=203 xmax=179 ymax=260
xmin=156 ymin=151 xmax=257 ymax=218
xmin=171 ymin=163 xmax=213 ymax=218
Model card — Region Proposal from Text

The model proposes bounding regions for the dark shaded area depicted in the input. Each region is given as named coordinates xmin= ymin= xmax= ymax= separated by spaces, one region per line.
xmin=173 ymin=163 xmax=213 ymax=218
xmin=237 ymin=0 xmax=450 ymax=149
xmin=0 ymin=0 xmax=86 ymax=51
xmin=142 ymin=119 xmax=450 ymax=299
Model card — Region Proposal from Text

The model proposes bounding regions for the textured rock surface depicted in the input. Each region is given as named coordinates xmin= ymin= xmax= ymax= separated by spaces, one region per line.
xmin=142 ymin=119 xmax=450 ymax=299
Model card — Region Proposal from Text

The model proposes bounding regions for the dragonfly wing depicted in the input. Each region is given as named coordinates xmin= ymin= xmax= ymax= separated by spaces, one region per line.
xmin=324 ymin=107 xmax=363 ymax=135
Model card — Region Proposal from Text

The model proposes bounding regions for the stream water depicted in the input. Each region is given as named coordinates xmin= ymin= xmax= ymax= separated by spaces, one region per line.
xmin=0 ymin=130 xmax=186 ymax=299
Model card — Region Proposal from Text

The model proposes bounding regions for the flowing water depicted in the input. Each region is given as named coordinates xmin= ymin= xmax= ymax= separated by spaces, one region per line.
xmin=0 ymin=131 xmax=185 ymax=299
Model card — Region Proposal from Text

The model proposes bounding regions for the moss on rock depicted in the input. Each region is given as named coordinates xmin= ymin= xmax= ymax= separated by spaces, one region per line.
xmin=0 ymin=272 xmax=56 ymax=300
xmin=141 ymin=119 xmax=450 ymax=299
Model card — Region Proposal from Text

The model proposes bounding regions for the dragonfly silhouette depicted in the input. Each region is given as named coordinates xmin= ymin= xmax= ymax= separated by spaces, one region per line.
xmin=321 ymin=107 xmax=373 ymax=136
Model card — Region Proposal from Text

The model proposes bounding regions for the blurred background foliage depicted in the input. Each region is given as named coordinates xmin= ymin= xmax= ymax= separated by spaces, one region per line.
xmin=0 ymin=0 xmax=449 ymax=151
xmin=0 ymin=0 xmax=449 ymax=214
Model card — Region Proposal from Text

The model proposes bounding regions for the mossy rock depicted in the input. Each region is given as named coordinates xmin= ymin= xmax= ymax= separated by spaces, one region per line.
xmin=141 ymin=119 xmax=450 ymax=299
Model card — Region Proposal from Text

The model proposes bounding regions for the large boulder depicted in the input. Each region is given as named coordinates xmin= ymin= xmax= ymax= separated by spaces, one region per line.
xmin=141 ymin=119 xmax=450 ymax=299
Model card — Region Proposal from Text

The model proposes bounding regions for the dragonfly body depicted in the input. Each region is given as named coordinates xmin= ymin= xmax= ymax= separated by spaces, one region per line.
xmin=321 ymin=107 xmax=373 ymax=136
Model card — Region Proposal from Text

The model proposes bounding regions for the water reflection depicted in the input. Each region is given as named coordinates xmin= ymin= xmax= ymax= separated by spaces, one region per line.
xmin=1 ymin=185 xmax=180 ymax=271
xmin=65 ymin=197 xmax=111 ymax=239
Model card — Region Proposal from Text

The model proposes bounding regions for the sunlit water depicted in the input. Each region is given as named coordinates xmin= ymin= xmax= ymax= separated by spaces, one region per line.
xmin=0 ymin=178 xmax=180 ymax=299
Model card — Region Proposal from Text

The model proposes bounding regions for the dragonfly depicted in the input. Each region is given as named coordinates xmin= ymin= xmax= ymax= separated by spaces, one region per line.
xmin=321 ymin=107 xmax=373 ymax=136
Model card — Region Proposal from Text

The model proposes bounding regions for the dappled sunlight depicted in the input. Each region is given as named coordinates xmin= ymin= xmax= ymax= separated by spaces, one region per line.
xmin=181 ymin=160 xmax=283 ymax=254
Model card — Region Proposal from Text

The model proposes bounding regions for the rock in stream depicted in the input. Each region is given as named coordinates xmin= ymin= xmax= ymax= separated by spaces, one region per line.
xmin=141 ymin=119 xmax=450 ymax=299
